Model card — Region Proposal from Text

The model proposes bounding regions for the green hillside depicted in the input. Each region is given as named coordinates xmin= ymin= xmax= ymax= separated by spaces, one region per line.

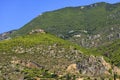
xmin=1 ymin=33 xmax=119 ymax=79
xmin=94 ymin=39 xmax=120 ymax=66
xmin=0 ymin=33 xmax=87 ymax=79
xmin=1 ymin=2 xmax=120 ymax=79
xmin=10 ymin=2 xmax=120 ymax=47
xmin=0 ymin=33 xmax=79 ymax=52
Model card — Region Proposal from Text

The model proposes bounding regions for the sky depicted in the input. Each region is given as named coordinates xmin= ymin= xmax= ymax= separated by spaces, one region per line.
xmin=0 ymin=0 xmax=120 ymax=33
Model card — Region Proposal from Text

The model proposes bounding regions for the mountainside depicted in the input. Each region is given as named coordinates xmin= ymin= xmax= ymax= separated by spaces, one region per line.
xmin=1 ymin=1 xmax=120 ymax=80
xmin=94 ymin=39 xmax=120 ymax=66
xmin=0 ymin=32 xmax=82 ymax=79
xmin=9 ymin=2 xmax=120 ymax=47
xmin=0 ymin=32 xmax=120 ymax=79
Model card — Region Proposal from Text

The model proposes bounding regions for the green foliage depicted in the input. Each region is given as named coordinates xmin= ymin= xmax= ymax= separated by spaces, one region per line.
xmin=0 ymin=33 xmax=90 ymax=56
xmin=22 ymin=68 xmax=58 ymax=79
xmin=10 ymin=2 xmax=120 ymax=38
xmin=6 ymin=2 xmax=120 ymax=48
xmin=94 ymin=39 xmax=120 ymax=66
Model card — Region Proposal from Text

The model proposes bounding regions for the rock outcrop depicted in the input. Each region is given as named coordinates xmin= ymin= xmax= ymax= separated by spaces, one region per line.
xmin=11 ymin=59 xmax=44 ymax=69
xmin=66 ymin=55 xmax=120 ymax=77
xmin=0 ymin=30 xmax=16 ymax=40
xmin=29 ymin=29 xmax=45 ymax=34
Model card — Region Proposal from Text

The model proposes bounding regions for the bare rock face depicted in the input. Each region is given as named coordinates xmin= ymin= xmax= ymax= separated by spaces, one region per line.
xmin=76 ymin=56 xmax=106 ymax=76
xmin=66 ymin=55 xmax=120 ymax=77
xmin=0 ymin=30 xmax=16 ymax=40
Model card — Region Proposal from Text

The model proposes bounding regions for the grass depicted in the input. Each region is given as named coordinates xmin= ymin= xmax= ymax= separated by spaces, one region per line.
xmin=0 ymin=33 xmax=89 ymax=74
xmin=91 ymin=39 xmax=120 ymax=66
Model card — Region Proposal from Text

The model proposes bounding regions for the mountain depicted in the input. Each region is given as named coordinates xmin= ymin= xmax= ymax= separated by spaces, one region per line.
xmin=8 ymin=2 xmax=120 ymax=47
xmin=0 ymin=31 xmax=120 ymax=79
xmin=1 ymin=2 xmax=120 ymax=79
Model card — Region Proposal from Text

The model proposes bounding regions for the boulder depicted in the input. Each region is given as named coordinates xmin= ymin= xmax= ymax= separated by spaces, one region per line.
xmin=66 ymin=64 xmax=79 ymax=74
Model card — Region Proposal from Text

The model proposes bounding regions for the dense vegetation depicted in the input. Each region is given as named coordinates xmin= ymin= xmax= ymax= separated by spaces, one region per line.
xmin=94 ymin=39 xmax=120 ymax=66
xmin=9 ymin=2 xmax=120 ymax=47
xmin=0 ymin=33 xmax=79 ymax=52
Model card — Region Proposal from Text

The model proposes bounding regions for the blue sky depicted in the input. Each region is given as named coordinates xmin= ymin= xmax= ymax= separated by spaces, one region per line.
xmin=0 ymin=0 xmax=120 ymax=33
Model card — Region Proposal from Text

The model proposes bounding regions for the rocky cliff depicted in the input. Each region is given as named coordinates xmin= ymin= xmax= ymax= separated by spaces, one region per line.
xmin=0 ymin=30 xmax=16 ymax=40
